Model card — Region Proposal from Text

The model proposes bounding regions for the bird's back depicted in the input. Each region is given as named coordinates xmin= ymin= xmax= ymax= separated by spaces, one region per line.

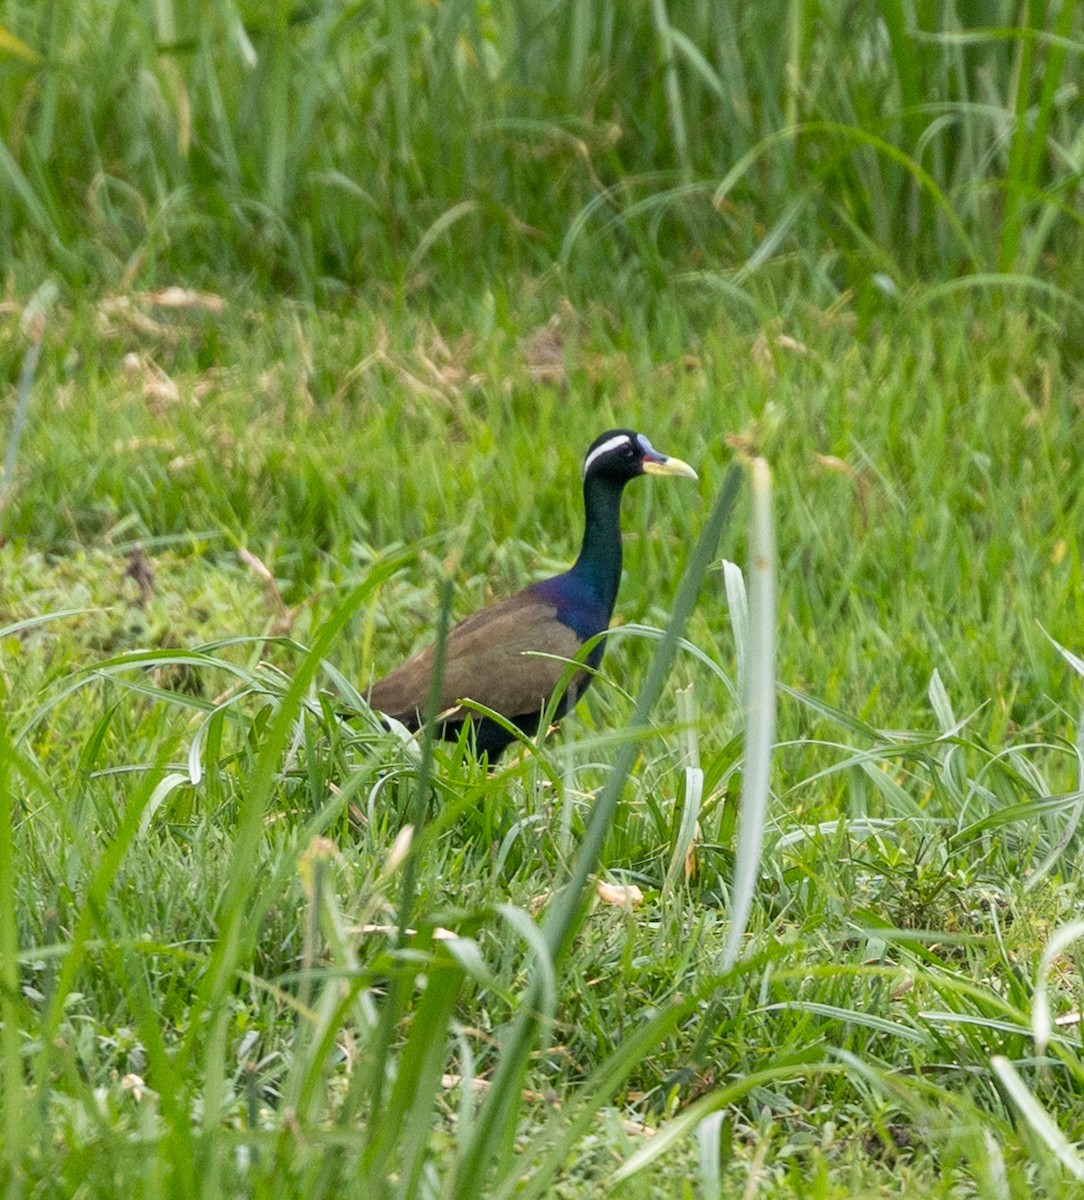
xmin=367 ymin=577 xmax=606 ymax=735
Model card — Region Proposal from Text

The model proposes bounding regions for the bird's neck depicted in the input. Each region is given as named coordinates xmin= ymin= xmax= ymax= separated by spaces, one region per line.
xmin=570 ymin=475 xmax=626 ymax=610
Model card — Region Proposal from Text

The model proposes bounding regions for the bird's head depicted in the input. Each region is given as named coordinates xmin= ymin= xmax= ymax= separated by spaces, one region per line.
xmin=582 ymin=430 xmax=698 ymax=484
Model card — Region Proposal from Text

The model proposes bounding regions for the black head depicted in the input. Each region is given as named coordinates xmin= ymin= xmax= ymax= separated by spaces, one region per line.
xmin=582 ymin=429 xmax=698 ymax=484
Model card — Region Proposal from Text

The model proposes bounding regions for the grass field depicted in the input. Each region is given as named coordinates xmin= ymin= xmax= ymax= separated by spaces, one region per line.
xmin=5 ymin=293 xmax=1084 ymax=1197
xmin=5 ymin=2 xmax=1084 ymax=1197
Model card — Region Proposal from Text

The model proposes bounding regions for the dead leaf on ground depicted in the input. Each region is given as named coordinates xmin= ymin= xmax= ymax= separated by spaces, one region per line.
xmin=354 ymin=923 xmax=458 ymax=941
xmin=136 ymin=287 xmax=227 ymax=313
xmin=596 ymin=881 xmax=644 ymax=908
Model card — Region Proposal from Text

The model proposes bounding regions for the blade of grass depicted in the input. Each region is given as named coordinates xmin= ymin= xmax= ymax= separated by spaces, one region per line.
xmin=662 ymin=682 xmax=702 ymax=897
xmin=1 ymin=283 xmax=57 ymax=532
xmin=649 ymin=0 xmax=690 ymax=177
xmin=992 ymin=1054 xmax=1084 ymax=1182
xmin=0 ymin=683 xmax=28 ymax=1190
xmin=721 ymin=457 xmax=775 ymax=971
xmin=1031 ymin=919 xmax=1084 ymax=1056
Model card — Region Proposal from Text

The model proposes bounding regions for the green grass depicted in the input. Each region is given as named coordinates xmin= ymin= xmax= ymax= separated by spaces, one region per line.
xmin=5 ymin=2 xmax=1084 ymax=1195
xmin=4 ymin=291 xmax=1084 ymax=1196
xmin=1 ymin=2 xmax=1083 ymax=302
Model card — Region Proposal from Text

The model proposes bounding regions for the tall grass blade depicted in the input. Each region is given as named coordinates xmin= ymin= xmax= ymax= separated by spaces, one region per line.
xmin=0 ymin=684 xmax=27 ymax=1192
xmin=908 ymin=273 xmax=1084 ymax=316
xmin=721 ymin=559 xmax=747 ymax=697
xmin=0 ymin=610 xmax=98 ymax=640
xmin=721 ymin=458 xmax=775 ymax=971
xmin=662 ymin=683 xmax=703 ymax=896
xmin=407 ymin=201 xmax=480 ymax=277
xmin=992 ymin=1055 xmax=1084 ymax=1182
xmin=0 ymin=25 xmax=38 ymax=62
xmin=0 ymin=140 xmax=62 ymax=252
xmin=1031 ymin=919 xmax=1084 ymax=1056
xmin=697 ymin=1110 xmax=727 ymax=1200
xmin=650 ymin=0 xmax=690 ymax=176
xmin=1 ymin=283 xmax=57 ymax=530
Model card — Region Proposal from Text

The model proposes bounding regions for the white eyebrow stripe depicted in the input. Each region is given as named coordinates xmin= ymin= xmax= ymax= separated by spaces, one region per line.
xmin=583 ymin=434 xmax=633 ymax=477
xmin=636 ymin=434 xmax=655 ymax=455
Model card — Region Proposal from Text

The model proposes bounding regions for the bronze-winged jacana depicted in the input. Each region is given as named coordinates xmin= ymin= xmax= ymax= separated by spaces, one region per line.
xmin=367 ymin=430 xmax=697 ymax=758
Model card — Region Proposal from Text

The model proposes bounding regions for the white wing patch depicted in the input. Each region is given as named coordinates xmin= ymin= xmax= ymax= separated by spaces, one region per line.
xmin=583 ymin=433 xmax=633 ymax=477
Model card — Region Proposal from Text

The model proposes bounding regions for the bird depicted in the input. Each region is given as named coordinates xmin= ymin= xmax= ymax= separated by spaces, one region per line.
xmin=367 ymin=430 xmax=697 ymax=759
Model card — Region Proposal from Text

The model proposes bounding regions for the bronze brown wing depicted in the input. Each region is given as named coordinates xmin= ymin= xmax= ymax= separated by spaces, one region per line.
xmin=367 ymin=588 xmax=588 ymax=735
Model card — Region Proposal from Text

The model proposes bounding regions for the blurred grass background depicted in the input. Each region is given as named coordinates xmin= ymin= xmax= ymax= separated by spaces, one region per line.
xmin=1 ymin=0 xmax=1081 ymax=306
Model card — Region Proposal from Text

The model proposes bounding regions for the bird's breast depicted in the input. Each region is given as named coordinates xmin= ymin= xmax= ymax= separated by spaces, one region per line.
xmin=527 ymin=573 xmax=612 ymax=645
